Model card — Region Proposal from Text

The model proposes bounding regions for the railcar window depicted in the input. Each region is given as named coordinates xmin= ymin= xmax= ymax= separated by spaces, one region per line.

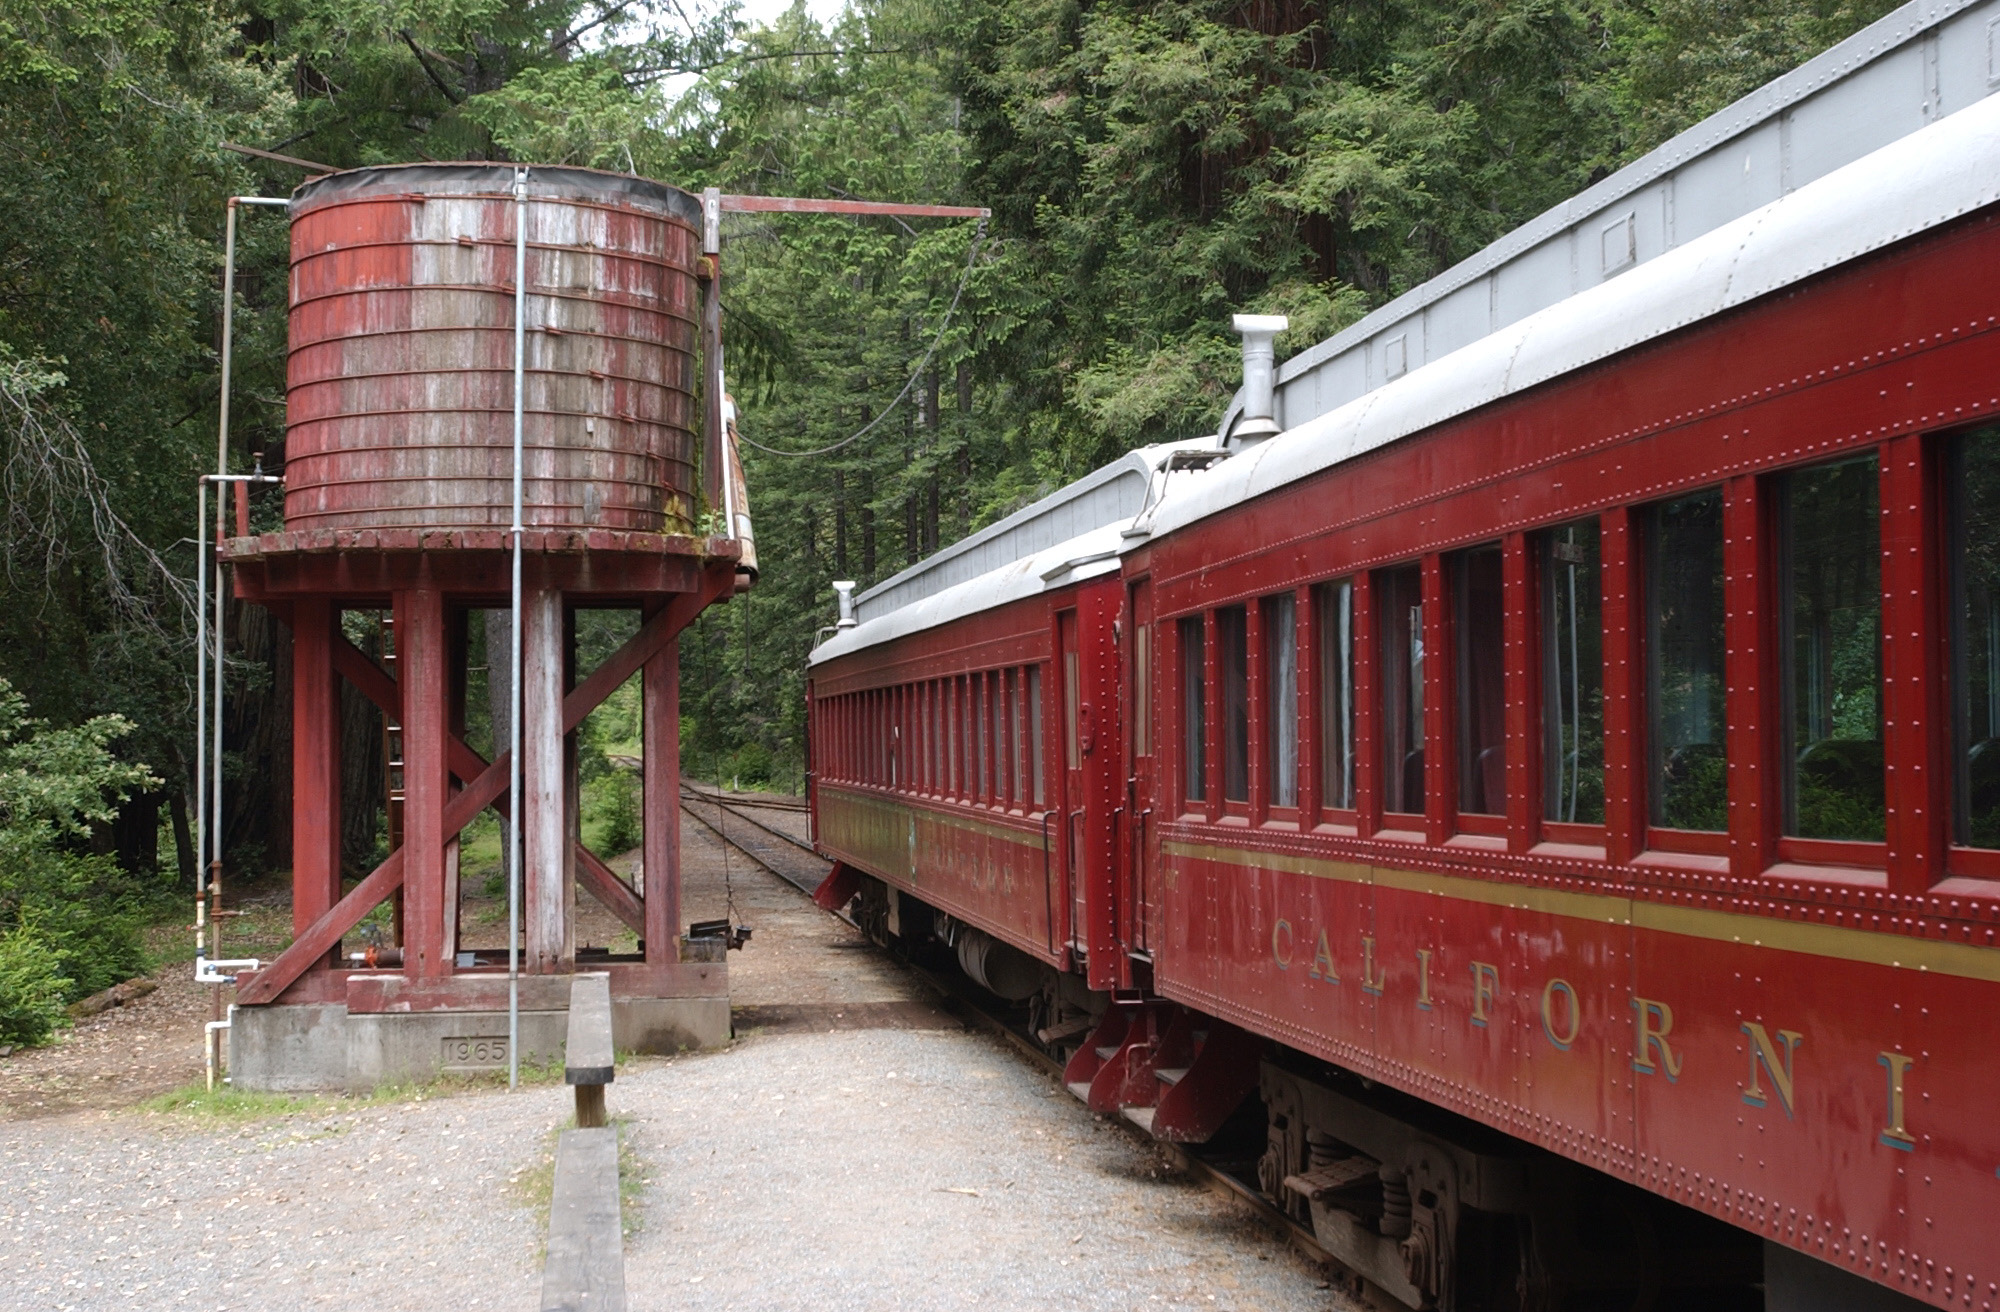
xmin=1780 ymin=454 xmax=1884 ymax=842
xmin=1378 ymin=565 xmax=1426 ymax=814
xmin=1950 ymin=427 xmax=2000 ymax=847
xmin=1133 ymin=625 xmax=1152 ymax=758
xmin=1263 ymin=594 xmax=1298 ymax=808
xmin=1181 ymin=616 xmax=1207 ymax=803
xmin=1457 ymin=547 xmax=1506 ymax=815
xmin=1063 ymin=661 xmax=1080 ymax=779
xmin=1315 ymin=581 xmax=1356 ymax=810
xmin=1646 ymin=491 xmax=1727 ymax=830
xmin=1028 ymin=665 xmax=1045 ymax=806
xmin=1543 ymin=522 xmax=1606 ymax=824
xmin=1219 ymin=606 xmax=1250 ymax=803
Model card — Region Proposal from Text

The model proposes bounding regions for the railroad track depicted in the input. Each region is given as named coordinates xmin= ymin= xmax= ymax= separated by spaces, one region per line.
xmin=678 ymin=786 xmax=828 ymax=898
xmin=683 ymin=784 xmax=808 ymax=813
xmin=683 ymin=796 xmax=1347 ymax=1286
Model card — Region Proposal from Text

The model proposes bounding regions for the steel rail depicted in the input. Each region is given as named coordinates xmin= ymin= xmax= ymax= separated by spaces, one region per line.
xmin=680 ymin=788 xmax=819 ymax=859
xmin=676 ymin=800 xmax=821 ymax=898
xmin=680 ymin=784 xmax=808 ymax=813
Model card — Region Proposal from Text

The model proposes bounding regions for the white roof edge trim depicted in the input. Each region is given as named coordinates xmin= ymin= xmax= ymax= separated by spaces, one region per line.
xmin=810 ymin=522 xmax=1129 ymax=666
xmin=1138 ymin=92 xmax=2000 ymax=546
xmin=1270 ymin=0 xmax=1988 ymax=393
xmin=851 ymin=438 xmax=1212 ymax=611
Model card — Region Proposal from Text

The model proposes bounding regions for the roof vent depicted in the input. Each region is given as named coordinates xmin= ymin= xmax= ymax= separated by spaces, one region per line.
xmin=832 ymin=580 xmax=858 ymax=629
xmin=1230 ymin=314 xmax=1288 ymax=447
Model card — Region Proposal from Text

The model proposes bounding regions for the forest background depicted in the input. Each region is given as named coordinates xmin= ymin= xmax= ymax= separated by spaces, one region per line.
xmin=0 ymin=0 xmax=1902 ymax=1035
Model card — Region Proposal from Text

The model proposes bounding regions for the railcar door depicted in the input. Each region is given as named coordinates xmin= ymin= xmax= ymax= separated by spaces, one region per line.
xmin=1058 ymin=608 xmax=1084 ymax=959
xmin=1124 ymin=577 xmax=1156 ymax=965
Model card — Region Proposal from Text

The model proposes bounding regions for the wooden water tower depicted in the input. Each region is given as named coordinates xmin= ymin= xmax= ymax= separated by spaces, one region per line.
xmin=222 ymin=164 xmax=741 ymax=1089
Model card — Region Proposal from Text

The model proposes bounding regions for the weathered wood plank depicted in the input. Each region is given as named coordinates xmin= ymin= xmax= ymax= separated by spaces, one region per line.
xmin=565 ymin=972 xmax=615 ymax=1089
xmin=396 ymin=587 xmax=449 ymax=979
xmin=575 ymin=846 xmax=645 ymax=939
xmin=239 ymin=754 xmax=511 ymax=1006
xmin=641 ymin=621 xmax=680 ymax=966
xmin=524 ymin=588 xmax=571 ymax=973
xmin=332 ymin=633 xmax=504 ymax=793
xmin=236 ymin=850 xmax=405 ymax=1005
xmin=560 ymin=571 xmax=728 ymax=734
xmin=539 ymin=1128 xmax=626 ymax=1312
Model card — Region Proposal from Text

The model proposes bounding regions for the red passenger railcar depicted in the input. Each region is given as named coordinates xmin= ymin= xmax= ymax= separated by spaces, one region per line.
xmin=808 ymin=89 xmax=2000 ymax=1312
xmin=808 ymin=536 xmax=1128 ymax=1007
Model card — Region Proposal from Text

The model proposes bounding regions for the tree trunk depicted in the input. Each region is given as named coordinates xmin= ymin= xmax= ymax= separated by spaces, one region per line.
xmin=833 ymin=468 xmax=848 ymax=576
xmin=168 ymin=784 xmax=196 ymax=890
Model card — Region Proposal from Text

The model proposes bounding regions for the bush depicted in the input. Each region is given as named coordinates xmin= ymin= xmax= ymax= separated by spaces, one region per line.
xmin=586 ymin=769 xmax=642 ymax=856
xmin=0 ymin=917 xmax=70 ymax=1047
xmin=0 ymin=680 xmax=156 ymax=1045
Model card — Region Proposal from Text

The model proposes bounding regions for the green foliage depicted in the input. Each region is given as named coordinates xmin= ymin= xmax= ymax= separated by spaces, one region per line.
xmin=0 ymin=679 xmax=158 ymax=1044
xmin=0 ymin=0 xmax=1908 ymax=832
xmin=0 ymin=918 xmax=70 ymax=1048
xmin=661 ymin=0 xmax=1900 ymax=783
xmin=584 ymin=769 xmax=642 ymax=857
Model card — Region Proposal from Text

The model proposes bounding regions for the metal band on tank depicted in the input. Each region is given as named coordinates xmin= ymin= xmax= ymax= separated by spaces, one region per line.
xmin=287 ymin=162 xmax=703 ymax=227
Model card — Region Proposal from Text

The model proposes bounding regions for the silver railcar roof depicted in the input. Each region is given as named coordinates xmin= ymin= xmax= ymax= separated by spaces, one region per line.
xmin=1138 ymin=89 xmax=2000 ymax=545
xmin=1218 ymin=0 xmax=2000 ymax=443
xmin=810 ymin=521 xmax=1128 ymax=665
xmin=849 ymin=439 xmax=1211 ymax=625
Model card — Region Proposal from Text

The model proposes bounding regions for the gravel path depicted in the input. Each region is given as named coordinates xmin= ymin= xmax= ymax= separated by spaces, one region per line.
xmin=0 ymin=790 xmax=1358 ymax=1312
xmin=0 ymin=1087 xmax=558 ymax=1310
xmin=621 ymin=1027 xmax=1347 ymax=1312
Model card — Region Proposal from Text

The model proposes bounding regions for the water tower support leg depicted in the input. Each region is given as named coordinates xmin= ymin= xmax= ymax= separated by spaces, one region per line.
xmin=397 ymin=586 xmax=450 ymax=980
xmin=641 ymin=616 xmax=680 ymax=965
xmin=524 ymin=586 xmax=572 ymax=972
xmin=292 ymin=598 xmax=343 ymax=963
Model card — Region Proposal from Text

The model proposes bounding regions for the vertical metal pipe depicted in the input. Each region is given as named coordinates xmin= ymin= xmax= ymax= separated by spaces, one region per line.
xmin=209 ymin=198 xmax=239 ymax=975
xmin=509 ymin=168 xmax=528 ymax=1090
xmin=195 ymin=477 xmax=208 ymax=966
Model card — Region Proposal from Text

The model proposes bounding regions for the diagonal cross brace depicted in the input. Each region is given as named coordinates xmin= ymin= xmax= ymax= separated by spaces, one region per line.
xmin=562 ymin=579 xmax=723 ymax=734
xmin=331 ymin=637 xmax=499 ymax=792
xmin=238 ymin=752 xmax=512 ymax=1005
xmin=575 ymin=845 xmax=645 ymax=938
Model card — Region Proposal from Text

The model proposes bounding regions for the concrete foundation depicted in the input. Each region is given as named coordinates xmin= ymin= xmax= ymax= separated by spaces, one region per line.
xmin=229 ymin=994 xmax=731 ymax=1093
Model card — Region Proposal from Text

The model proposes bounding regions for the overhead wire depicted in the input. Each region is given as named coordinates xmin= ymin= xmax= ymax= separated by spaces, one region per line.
xmin=733 ymin=216 xmax=987 ymax=459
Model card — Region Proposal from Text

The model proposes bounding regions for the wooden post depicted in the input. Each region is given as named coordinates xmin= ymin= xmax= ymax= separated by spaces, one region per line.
xmin=443 ymin=608 xmax=468 ymax=963
xmin=642 ymin=611 xmax=681 ymax=964
xmin=291 ymin=597 xmax=342 ymax=959
xmin=565 ymin=972 xmax=614 ymax=1127
xmin=524 ymin=587 xmax=572 ymax=973
xmin=396 ymin=586 xmax=449 ymax=979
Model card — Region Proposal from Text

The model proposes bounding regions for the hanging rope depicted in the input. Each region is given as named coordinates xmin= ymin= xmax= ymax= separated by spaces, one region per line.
xmin=734 ymin=216 xmax=987 ymax=459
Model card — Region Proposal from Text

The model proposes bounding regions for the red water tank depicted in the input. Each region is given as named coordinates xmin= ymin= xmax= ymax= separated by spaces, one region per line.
xmin=284 ymin=164 xmax=700 ymax=535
